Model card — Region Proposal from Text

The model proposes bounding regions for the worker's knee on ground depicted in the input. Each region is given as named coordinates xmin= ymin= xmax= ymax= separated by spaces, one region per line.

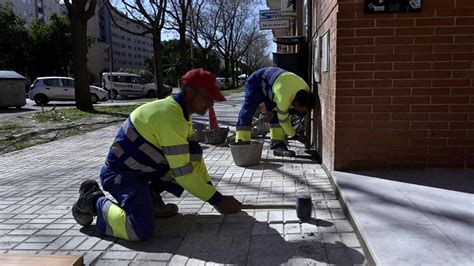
xmin=270 ymin=127 xmax=285 ymax=141
xmin=236 ymin=130 xmax=251 ymax=142
xmin=189 ymin=141 xmax=202 ymax=155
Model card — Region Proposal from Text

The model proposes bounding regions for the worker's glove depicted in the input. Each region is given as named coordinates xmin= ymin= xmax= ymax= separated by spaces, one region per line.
xmin=258 ymin=112 xmax=274 ymax=123
xmin=216 ymin=195 xmax=242 ymax=214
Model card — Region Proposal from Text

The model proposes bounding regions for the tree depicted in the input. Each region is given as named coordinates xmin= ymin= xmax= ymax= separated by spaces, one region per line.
xmin=0 ymin=4 xmax=28 ymax=74
xmin=64 ymin=0 xmax=97 ymax=111
xmin=106 ymin=0 xmax=168 ymax=98
xmin=241 ymin=30 xmax=272 ymax=74
xmin=166 ymin=0 xmax=192 ymax=76
xmin=188 ymin=0 xmax=223 ymax=69
xmin=27 ymin=15 xmax=72 ymax=80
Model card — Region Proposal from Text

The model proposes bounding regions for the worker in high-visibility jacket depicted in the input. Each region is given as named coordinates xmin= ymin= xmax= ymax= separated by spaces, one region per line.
xmin=72 ymin=68 xmax=242 ymax=241
xmin=236 ymin=67 xmax=316 ymax=157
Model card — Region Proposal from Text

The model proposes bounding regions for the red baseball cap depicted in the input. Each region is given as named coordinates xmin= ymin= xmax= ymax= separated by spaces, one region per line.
xmin=181 ymin=68 xmax=226 ymax=102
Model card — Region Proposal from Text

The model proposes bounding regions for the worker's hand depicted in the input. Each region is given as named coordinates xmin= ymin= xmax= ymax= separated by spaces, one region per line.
xmin=296 ymin=134 xmax=309 ymax=145
xmin=216 ymin=196 xmax=242 ymax=214
xmin=258 ymin=112 xmax=274 ymax=123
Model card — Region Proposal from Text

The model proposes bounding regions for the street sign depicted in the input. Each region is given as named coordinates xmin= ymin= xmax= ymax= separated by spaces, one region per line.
xmin=259 ymin=9 xmax=283 ymax=21
xmin=281 ymin=0 xmax=296 ymax=13
xmin=259 ymin=20 xmax=290 ymax=30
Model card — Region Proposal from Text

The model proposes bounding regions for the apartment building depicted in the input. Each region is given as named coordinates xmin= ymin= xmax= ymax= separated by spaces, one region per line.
xmin=0 ymin=0 xmax=65 ymax=26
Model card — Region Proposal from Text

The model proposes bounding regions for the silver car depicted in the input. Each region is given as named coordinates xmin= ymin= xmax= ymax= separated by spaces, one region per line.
xmin=29 ymin=77 xmax=108 ymax=105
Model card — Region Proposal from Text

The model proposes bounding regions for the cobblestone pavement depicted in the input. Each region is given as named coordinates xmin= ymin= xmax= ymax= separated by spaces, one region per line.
xmin=0 ymin=93 xmax=366 ymax=265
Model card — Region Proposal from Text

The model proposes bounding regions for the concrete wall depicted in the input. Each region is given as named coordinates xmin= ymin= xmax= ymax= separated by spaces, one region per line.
xmin=333 ymin=0 xmax=474 ymax=169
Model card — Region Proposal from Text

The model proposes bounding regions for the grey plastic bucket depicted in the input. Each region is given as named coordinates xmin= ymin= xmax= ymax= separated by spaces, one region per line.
xmin=229 ymin=142 xmax=264 ymax=167
xmin=203 ymin=127 xmax=229 ymax=144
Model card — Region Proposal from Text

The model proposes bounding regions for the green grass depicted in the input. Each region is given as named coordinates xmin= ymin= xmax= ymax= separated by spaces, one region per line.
xmin=94 ymin=105 xmax=140 ymax=115
xmin=221 ymin=86 xmax=244 ymax=96
xmin=0 ymin=124 xmax=19 ymax=130
xmin=34 ymin=104 xmax=141 ymax=123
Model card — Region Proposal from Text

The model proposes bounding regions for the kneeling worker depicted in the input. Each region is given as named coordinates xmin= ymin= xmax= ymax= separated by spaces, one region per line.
xmin=236 ymin=67 xmax=316 ymax=157
xmin=72 ymin=68 xmax=242 ymax=241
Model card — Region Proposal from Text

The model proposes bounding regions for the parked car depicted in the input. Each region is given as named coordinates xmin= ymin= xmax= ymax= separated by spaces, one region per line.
xmin=102 ymin=72 xmax=172 ymax=99
xmin=29 ymin=77 xmax=108 ymax=105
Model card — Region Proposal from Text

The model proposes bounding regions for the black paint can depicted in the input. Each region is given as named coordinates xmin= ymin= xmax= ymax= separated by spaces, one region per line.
xmin=296 ymin=194 xmax=312 ymax=220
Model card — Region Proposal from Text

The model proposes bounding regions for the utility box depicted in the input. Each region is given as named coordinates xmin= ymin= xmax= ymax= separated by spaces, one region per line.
xmin=0 ymin=71 xmax=27 ymax=109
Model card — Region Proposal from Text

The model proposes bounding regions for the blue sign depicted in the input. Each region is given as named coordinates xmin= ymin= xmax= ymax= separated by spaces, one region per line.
xmin=259 ymin=10 xmax=282 ymax=21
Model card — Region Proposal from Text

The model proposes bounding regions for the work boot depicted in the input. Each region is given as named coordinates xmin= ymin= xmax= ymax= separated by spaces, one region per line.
xmin=151 ymin=189 xmax=178 ymax=217
xmin=72 ymin=179 xmax=105 ymax=226
xmin=272 ymin=144 xmax=296 ymax=157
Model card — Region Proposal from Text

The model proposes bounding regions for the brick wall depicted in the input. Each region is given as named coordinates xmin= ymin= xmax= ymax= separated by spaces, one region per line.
xmin=334 ymin=0 xmax=474 ymax=169
xmin=312 ymin=0 xmax=339 ymax=170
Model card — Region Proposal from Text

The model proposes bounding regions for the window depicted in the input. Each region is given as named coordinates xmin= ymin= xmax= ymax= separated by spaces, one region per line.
xmin=321 ymin=31 xmax=330 ymax=72
xmin=61 ymin=79 xmax=74 ymax=87
xmin=112 ymin=76 xmax=132 ymax=83
xmin=43 ymin=79 xmax=61 ymax=86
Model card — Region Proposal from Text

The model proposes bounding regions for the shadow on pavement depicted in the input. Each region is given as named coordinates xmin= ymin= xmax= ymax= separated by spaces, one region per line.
xmin=301 ymin=217 xmax=334 ymax=227
xmin=81 ymin=213 xmax=364 ymax=264
xmin=0 ymin=107 xmax=36 ymax=114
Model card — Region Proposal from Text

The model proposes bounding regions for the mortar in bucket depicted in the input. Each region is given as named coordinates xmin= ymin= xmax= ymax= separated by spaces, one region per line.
xmin=229 ymin=141 xmax=264 ymax=167
xmin=203 ymin=127 xmax=229 ymax=144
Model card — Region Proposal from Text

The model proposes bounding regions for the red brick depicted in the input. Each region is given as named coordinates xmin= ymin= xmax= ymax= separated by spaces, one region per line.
xmin=456 ymin=0 xmax=474 ymax=7
xmin=339 ymin=37 xmax=374 ymax=46
xmin=412 ymin=88 xmax=450 ymax=95
xmin=450 ymin=122 xmax=474 ymax=129
xmin=391 ymin=113 xmax=429 ymax=121
xmin=411 ymin=121 xmax=449 ymax=129
xmin=336 ymin=121 xmax=372 ymax=130
xmin=456 ymin=17 xmax=474 ymax=25
xmin=338 ymin=63 xmax=354 ymax=71
xmin=338 ymin=46 xmax=355 ymax=55
xmin=374 ymin=88 xmax=411 ymax=96
xmin=431 ymin=130 xmax=467 ymax=137
xmin=451 ymin=87 xmax=474 ymax=95
xmin=415 ymin=36 xmax=454 ymax=44
xmin=337 ymin=71 xmax=373 ymax=80
xmin=355 ymin=80 xmax=392 ymax=88
xmin=453 ymin=53 xmax=474 ymax=61
xmin=436 ymin=26 xmax=474 ymax=35
xmin=375 ymin=54 xmax=413 ymax=62
xmin=432 ymin=79 xmax=472 ymax=87
xmin=394 ymin=62 xmax=432 ymax=70
xmin=414 ymin=53 xmax=453 ymax=62
xmin=337 ymin=88 xmax=372 ymax=96
xmin=336 ymin=105 xmax=372 ymax=113
xmin=434 ymin=44 xmax=473 ymax=52
xmin=373 ymin=105 xmax=410 ymax=112
xmin=436 ymin=8 xmax=474 ymax=17
xmin=338 ymin=54 xmax=374 ymax=63
xmin=337 ymin=80 xmax=355 ymax=88
xmin=339 ymin=19 xmax=375 ymax=28
xmin=396 ymin=27 xmax=435 ymax=36
xmin=374 ymin=71 xmax=412 ymax=79
xmin=354 ymin=96 xmax=391 ymax=104
xmin=337 ymin=29 xmax=355 ymax=37
xmin=336 ymin=113 xmax=353 ymax=121
xmin=432 ymin=96 xmax=469 ymax=104
xmin=430 ymin=114 xmax=469 ymax=121
xmin=423 ymin=0 xmax=455 ymax=8
xmin=395 ymin=9 xmax=436 ymax=18
xmin=356 ymin=63 xmax=393 ymax=71
xmin=375 ymin=36 xmax=414 ymax=45
xmin=448 ymin=138 xmax=470 ymax=145
xmin=373 ymin=121 xmax=410 ymax=130
xmin=450 ymin=105 xmax=474 ymax=112
xmin=356 ymin=28 xmax=394 ymax=37
xmin=424 ymin=139 xmax=452 ymax=148
xmin=416 ymin=18 xmax=455 ymax=26
xmin=377 ymin=19 xmax=414 ymax=27
xmin=454 ymin=35 xmax=474 ymax=43
xmin=391 ymin=130 xmax=428 ymax=137
xmin=394 ymin=45 xmax=433 ymax=54
xmin=393 ymin=79 xmax=431 ymax=87
xmin=353 ymin=113 xmax=391 ymax=121
xmin=337 ymin=97 xmax=354 ymax=104
xmin=411 ymin=105 xmax=450 ymax=112
xmin=433 ymin=62 xmax=472 ymax=70
xmin=413 ymin=71 xmax=452 ymax=79
xmin=356 ymin=46 xmax=394 ymax=54
xmin=392 ymin=96 xmax=430 ymax=104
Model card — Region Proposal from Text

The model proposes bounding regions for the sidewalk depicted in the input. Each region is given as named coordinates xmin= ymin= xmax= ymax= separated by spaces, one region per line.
xmin=0 ymin=93 xmax=366 ymax=265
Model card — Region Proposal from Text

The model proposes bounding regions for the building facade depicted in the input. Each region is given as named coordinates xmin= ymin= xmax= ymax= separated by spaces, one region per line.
xmin=266 ymin=0 xmax=473 ymax=170
xmin=0 ymin=0 xmax=65 ymax=26
xmin=87 ymin=2 xmax=154 ymax=82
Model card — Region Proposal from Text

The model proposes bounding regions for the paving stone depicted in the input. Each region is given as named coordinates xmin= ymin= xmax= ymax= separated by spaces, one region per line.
xmin=268 ymin=211 xmax=283 ymax=224
xmin=95 ymin=259 xmax=132 ymax=266
xmin=14 ymin=242 xmax=48 ymax=250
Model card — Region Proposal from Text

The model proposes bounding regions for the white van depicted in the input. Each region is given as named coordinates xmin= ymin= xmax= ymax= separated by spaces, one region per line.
xmin=102 ymin=72 xmax=171 ymax=99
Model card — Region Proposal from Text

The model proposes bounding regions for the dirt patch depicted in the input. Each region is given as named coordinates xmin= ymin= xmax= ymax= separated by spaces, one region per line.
xmin=0 ymin=105 xmax=139 ymax=155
